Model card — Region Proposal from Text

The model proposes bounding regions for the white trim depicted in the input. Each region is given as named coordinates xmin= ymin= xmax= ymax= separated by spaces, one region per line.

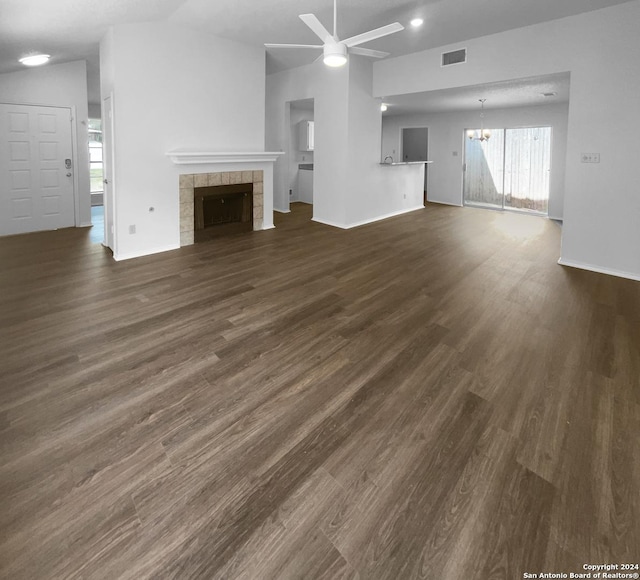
xmin=428 ymin=198 xmax=463 ymax=207
xmin=273 ymin=207 xmax=291 ymax=213
xmin=114 ymin=243 xmax=180 ymax=262
xmin=311 ymin=216 xmax=348 ymax=229
xmin=558 ymin=258 xmax=640 ymax=282
xmin=167 ymin=151 xmax=283 ymax=165
xmin=313 ymin=206 xmax=424 ymax=230
xmin=69 ymin=105 xmax=80 ymax=227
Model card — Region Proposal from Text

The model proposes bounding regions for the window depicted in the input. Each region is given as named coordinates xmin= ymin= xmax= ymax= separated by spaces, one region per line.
xmin=88 ymin=119 xmax=103 ymax=193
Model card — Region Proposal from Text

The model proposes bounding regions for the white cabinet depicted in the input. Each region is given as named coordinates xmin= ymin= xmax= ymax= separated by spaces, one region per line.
xmin=298 ymin=121 xmax=314 ymax=151
xmin=298 ymin=170 xmax=313 ymax=204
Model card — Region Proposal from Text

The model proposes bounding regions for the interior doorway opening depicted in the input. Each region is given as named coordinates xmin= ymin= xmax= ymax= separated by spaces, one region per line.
xmin=401 ymin=127 xmax=428 ymax=202
xmin=288 ymin=99 xmax=315 ymax=215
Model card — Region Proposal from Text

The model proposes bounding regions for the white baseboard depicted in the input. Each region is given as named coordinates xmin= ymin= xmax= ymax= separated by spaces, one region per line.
xmin=273 ymin=207 xmax=291 ymax=213
xmin=313 ymin=206 xmax=424 ymax=230
xmin=114 ymin=243 xmax=180 ymax=262
xmin=558 ymin=258 xmax=640 ymax=282
xmin=427 ymin=199 xmax=463 ymax=207
xmin=311 ymin=216 xmax=349 ymax=229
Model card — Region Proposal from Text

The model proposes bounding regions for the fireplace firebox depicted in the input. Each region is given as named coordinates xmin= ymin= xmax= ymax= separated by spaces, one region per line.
xmin=194 ymin=183 xmax=253 ymax=241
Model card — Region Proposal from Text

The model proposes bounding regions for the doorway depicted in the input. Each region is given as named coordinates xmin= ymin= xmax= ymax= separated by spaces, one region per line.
xmin=463 ymin=126 xmax=551 ymax=215
xmin=0 ymin=103 xmax=75 ymax=235
xmin=401 ymin=127 xmax=428 ymax=201
xmin=289 ymin=98 xmax=315 ymax=215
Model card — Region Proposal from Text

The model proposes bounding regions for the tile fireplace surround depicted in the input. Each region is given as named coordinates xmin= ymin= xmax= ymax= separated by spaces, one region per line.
xmin=168 ymin=151 xmax=282 ymax=247
xmin=179 ymin=170 xmax=263 ymax=246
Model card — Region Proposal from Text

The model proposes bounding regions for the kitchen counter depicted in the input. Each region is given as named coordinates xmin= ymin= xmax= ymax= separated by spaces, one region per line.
xmin=379 ymin=161 xmax=433 ymax=166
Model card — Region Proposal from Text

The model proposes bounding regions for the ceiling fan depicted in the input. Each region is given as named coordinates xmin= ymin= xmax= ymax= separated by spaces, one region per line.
xmin=265 ymin=0 xmax=405 ymax=67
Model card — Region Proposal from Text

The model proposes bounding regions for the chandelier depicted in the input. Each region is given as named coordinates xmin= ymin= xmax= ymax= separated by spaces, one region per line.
xmin=467 ymin=99 xmax=491 ymax=141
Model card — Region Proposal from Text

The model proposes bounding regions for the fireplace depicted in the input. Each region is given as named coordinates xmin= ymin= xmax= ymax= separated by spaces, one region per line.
xmin=179 ymin=170 xmax=265 ymax=246
xmin=194 ymin=183 xmax=253 ymax=241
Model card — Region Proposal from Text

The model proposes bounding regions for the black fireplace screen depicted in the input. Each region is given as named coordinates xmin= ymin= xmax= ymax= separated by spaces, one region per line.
xmin=194 ymin=183 xmax=253 ymax=241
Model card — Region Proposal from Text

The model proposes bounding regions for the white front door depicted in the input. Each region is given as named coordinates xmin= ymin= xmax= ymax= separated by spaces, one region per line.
xmin=0 ymin=103 xmax=75 ymax=236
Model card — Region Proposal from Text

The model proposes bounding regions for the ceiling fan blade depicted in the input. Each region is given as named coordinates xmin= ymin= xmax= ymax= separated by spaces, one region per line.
xmin=342 ymin=22 xmax=404 ymax=48
xmin=299 ymin=13 xmax=333 ymax=43
xmin=265 ymin=43 xmax=323 ymax=49
xmin=349 ymin=47 xmax=390 ymax=58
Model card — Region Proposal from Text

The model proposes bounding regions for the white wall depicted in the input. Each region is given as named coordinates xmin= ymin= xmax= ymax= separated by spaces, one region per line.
xmin=374 ymin=1 xmax=640 ymax=280
xmin=88 ymin=104 xmax=101 ymax=119
xmin=382 ymin=102 xmax=569 ymax=219
xmin=344 ymin=57 xmax=423 ymax=225
xmin=267 ymin=61 xmax=350 ymax=222
xmin=0 ymin=60 xmax=91 ymax=227
xmin=266 ymin=57 xmax=424 ymax=228
xmin=100 ymin=21 xmax=266 ymax=260
xmin=289 ymin=107 xmax=314 ymax=202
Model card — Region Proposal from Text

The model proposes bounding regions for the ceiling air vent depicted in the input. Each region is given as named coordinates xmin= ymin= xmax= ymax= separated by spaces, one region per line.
xmin=441 ymin=48 xmax=466 ymax=67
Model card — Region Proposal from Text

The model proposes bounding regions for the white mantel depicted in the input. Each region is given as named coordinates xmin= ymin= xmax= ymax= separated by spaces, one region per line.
xmin=170 ymin=151 xmax=283 ymax=245
xmin=167 ymin=151 xmax=283 ymax=165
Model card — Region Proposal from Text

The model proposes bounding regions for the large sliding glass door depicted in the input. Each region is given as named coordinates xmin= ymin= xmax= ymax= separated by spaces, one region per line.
xmin=464 ymin=126 xmax=551 ymax=215
xmin=463 ymin=128 xmax=504 ymax=210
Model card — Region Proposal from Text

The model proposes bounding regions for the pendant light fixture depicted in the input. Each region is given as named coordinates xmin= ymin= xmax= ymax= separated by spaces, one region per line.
xmin=467 ymin=99 xmax=491 ymax=141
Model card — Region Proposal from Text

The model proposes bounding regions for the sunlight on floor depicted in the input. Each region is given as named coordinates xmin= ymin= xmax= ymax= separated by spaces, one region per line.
xmin=491 ymin=212 xmax=546 ymax=243
xmin=90 ymin=206 xmax=104 ymax=244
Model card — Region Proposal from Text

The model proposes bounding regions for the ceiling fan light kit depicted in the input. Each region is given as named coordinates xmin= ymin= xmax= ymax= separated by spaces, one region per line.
xmin=323 ymin=43 xmax=347 ymax=67
xmin=265 ymin=0 xmax=404 ymax=68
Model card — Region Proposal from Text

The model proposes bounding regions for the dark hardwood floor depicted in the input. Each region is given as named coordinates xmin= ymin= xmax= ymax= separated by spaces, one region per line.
xmin=1 ymin=202 xmax=638 ymax=579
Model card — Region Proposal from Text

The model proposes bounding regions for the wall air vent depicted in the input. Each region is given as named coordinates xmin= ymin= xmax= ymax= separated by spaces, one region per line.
xmin=441 ymin=48 xmax=466 ymax=66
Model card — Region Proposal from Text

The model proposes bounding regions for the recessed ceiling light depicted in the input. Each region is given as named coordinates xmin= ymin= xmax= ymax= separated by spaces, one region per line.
xmin=381 ymin=103 xmax=388 ymax=112
xmin=410 ymin=18 xmax=424 ymax=28
xmin=19 ymin=54 xmax=50 ymax=66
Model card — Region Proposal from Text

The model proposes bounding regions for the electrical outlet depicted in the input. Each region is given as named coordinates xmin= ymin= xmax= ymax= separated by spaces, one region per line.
xmin=129 ymin=224 xmax=136 ymax=234
xmin=581 ymin=153 xmax=600 ymax=163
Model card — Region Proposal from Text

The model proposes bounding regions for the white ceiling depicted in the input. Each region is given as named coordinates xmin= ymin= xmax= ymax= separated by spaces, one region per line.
xmin=0 ymin=0 xmax=632 ymax=106
xmin=382 ymin=72 xmax=571 ymax=116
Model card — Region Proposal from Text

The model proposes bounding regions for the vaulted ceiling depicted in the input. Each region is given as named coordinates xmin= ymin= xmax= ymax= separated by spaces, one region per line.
xmin=0 ymin=0 xmax=632 ymax=106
